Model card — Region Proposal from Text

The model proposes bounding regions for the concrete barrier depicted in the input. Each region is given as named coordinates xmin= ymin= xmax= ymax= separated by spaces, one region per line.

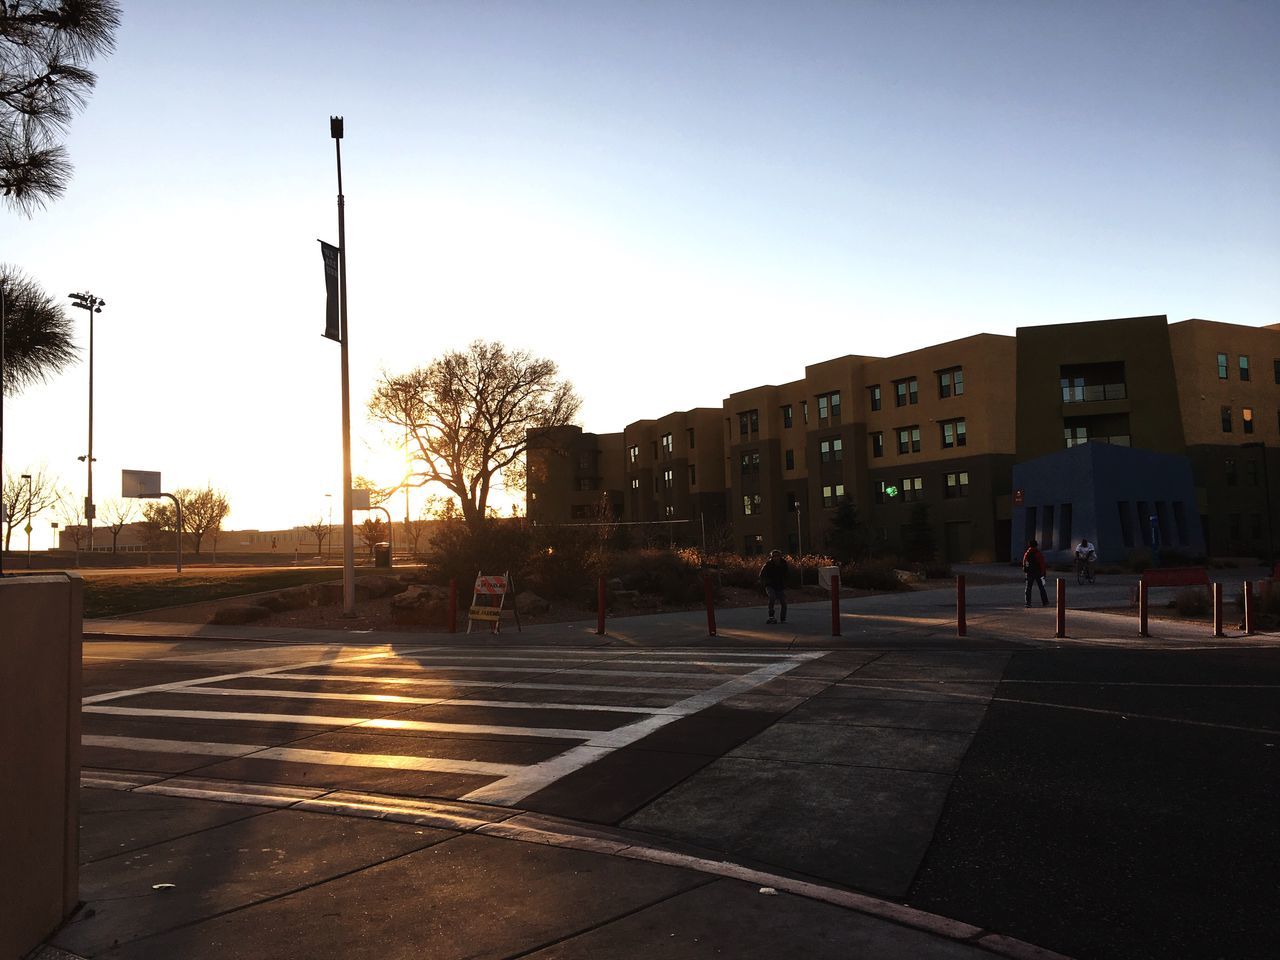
xmin=0 ymin=574 xmax=82 ymax=958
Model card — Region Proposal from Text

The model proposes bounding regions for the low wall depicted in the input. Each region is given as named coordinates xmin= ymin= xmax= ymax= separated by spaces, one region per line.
xmin=0 ymin=574 xmax=82 ymax=958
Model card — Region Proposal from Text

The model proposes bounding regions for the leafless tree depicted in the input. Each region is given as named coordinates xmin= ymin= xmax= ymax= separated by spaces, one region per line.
xmin=303 ymin=517 xmax=330 ymax=558
xmin=359 ymin=517 xmax=386 ymax=555
xmin=369 ymin=341 xmax=581 ymax=530
xmin=136 ymin=486 xmax=230 ymax=555
xmin=138 ymin=500 xmax=172 ymax=563
xmin=1 ymin=1 xmax=121 ymax=215
xmin=56 ymin=493 xmax=85 ymax=564
xmin=100 ymin=497 xmax=135 ymax=553
xmin=2 ymin=465 xmax=60 ymax=549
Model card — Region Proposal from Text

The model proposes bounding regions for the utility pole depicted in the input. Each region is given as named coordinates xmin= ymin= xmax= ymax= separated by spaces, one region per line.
xmin=331 ymin=117 xmax=356 ymax=616
xmin=69 ymin=291 xmax=106 ymax=551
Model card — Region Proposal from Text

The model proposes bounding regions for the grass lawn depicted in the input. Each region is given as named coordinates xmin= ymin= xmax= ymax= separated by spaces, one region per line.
xmin=83 ymin=566 xmax=416 ymax=618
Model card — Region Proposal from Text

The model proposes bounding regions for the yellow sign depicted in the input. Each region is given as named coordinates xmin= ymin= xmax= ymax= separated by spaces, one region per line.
xmin=468 ymin=605 xmax=501 ymax=621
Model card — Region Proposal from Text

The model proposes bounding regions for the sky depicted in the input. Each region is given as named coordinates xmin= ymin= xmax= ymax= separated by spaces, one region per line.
xmin=5 ymin=0 xmax=1278 ymax=549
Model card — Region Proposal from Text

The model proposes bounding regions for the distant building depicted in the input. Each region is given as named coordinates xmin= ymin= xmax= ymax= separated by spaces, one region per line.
xmin=528 ymin=316 xmax=1279 ymax=563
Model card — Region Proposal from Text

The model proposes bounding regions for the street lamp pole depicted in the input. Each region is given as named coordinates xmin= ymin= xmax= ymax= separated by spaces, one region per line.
xmin=331 ymin=117 xmax=356 ymax=616
xmin=325 ymin=492 xmax=333 ymax=561
xmin=69 ymin=292 xmax=105 ymax=552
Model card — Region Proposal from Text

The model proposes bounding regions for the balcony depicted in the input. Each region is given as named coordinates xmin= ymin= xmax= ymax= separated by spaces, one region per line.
xmin=1062 ymin=382 xmax=1127 ymax=404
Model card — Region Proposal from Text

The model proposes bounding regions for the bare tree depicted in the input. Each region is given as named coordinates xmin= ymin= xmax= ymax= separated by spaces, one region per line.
xmin=178 ymin=485 xmax=230 ymax=555
xmin=56 ymin=493 xmax=85 ymax=564
xmin=100 ymin=497 xmax=136 ymax=553
xmin=303 ymin=517 xmax=330 ymax=558
xmin=402 ymin=509 xmax=431 ymax=558
xmin=1 ymin=1 xmax=121 ymax=215
xmin=138 ymin=499 xmax=172 ymax=564
xmin=3 ymin=465 xmax=60 ymax=549
xmin=359 ymin=517 xmax=386 ymax=555
xmin=369 ymin=341 xmax=581 ymax=530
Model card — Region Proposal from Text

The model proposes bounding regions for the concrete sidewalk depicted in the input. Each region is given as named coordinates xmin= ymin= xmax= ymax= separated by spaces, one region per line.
xmin=55 ymin=780 xmax=1065 ymax=960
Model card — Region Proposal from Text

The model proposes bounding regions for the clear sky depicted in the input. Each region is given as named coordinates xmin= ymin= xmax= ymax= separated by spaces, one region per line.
xmin=5 ymin=0 xmax=1278 ymax=549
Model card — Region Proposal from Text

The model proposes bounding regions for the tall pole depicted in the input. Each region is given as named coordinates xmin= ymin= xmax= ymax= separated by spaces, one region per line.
xmin=22 ymin=474 xmax=32 ymax=567
xmin=0 ymin=278 xmax=6 ymax=577
xmin=70 ymin=292 xmax=105 ymax=553
xmin=332 ymin=117 xmax=356 ymax=616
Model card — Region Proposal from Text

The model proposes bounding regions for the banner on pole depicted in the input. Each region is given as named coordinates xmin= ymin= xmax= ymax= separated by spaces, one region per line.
xmin=319 ymin=240 xmax=340 ymax=342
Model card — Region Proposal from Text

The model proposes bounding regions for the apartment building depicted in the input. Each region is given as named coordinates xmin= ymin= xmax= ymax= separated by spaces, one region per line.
xmin=525 ymin=426 xmax=625 ymax=524
xmin=528 ymin=316 xmax=1277 ymax=563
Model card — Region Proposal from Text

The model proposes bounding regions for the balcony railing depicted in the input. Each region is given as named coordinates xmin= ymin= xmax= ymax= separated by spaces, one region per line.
xmin=1065 ymin=434 xmax=1131 ymax=448
xmin=1061 ymin=382 xmax=1127 ymax=403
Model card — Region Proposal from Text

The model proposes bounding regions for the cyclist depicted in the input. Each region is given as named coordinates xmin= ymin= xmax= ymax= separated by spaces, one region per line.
xmin=1074 ymin=538 xmax=1097 ymax=583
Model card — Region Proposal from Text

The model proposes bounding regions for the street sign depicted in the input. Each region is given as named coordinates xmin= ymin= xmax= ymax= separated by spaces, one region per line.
xmin=351 ymin=488 xmax=371 ymax=510
xmin=122 ymin=469 xmax=162 ymax=498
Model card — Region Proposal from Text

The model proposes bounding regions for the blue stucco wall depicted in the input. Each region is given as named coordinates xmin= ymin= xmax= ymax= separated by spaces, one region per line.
xmin=1011 ymin=444 xmax=1204 ymax=564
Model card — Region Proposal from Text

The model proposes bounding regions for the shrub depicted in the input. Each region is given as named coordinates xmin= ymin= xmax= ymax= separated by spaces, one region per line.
xmin=1174 ymin=587 xmax=1209 ymax=617
xmin=427 ymin=518 xmax=534 ymax=588
xmin=839 ymin=559 xmax=910 ymax=592
xmin=605 ymin=549 xmax=704 ymax=604
xmin=916 ymin=561 xmax=953 ymax=580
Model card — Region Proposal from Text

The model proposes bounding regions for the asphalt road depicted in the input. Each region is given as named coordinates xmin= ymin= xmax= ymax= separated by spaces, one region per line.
xmin=908 ymin=647 xmax=1280 ymax=960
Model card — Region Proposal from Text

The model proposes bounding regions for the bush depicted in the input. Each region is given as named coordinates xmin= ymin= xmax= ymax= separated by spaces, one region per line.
xmin=916 ymin=561 xmax=953 ymax=580
xmin=1174 ymin=587 xmax=1210 ymax=617
xmin=839 ymin=559 xmax=910 ymax=592
xmin=605 ymin=549 xmax=704 ymax=604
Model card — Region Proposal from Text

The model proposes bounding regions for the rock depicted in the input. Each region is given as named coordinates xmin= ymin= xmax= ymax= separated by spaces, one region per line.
xmin=359 ymin=575 xmax=407 ymax=599
xmin=894 ymin=568 xmax=926 ymax=583
xmin=389 ymin=584 xmax=452 ymax=627
xmin=209 ymin=604 xmax=272 ymax=625
xmin=514 ymin=591 xmax=551 ymax=615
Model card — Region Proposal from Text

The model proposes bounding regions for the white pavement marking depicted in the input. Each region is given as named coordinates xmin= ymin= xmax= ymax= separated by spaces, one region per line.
xmin=259 ymin=673 xmax=709 ymax=697
xmin=83 ymin=705 xmax=602 ymax=741
xmin=322 ymin=663 xmax=757 ymax=680
xmin=82 ymin=645 xmax=437 ymax=705
xmin=163 ymin=686 xmax=670 ymax=714
xmin=460 ymin=652 xmax=825 ymax=805
xmin=82 ymin=734 xmax=523 ymax=777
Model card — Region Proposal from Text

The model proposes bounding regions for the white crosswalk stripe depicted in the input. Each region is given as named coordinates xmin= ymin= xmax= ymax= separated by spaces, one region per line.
xmin=82 ymin=647 xmax=825 ymax=806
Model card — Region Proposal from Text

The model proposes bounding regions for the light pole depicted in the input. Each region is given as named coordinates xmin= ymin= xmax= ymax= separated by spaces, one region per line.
xmin=330 ymin=116 xmax=356 ymax=615
xmin=69 ymin=291 xmax=105 ymax=551
xmin=20 ymin=473 xmax=31 ymax=567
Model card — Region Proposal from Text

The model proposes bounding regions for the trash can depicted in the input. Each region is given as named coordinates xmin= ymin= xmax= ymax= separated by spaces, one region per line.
xmin=374 ymin=542 xmax=392 ymax=568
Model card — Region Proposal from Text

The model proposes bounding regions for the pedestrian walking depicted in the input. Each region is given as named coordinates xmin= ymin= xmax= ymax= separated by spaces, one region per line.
xmin=1022 ymin=539 xmax=1049 ymax=607
xmin=759 ymin=549 xmax=789 ymax=624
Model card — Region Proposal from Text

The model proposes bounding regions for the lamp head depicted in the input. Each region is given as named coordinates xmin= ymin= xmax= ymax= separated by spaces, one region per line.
xmin=330 ymin=116 xmax=344 ymax=139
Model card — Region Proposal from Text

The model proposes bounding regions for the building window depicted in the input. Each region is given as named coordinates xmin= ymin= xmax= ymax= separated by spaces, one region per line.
xmin=688 ymin=465 xmax=696 ymax=486
xmin=785 ymin=449 xmax=795 ymax=470
xmin=663 ymin=468 xmax=673 ymax=489
xmin=1225 ymin=459 xmax=1237 ymax=486
xmin=746 ymin=534 xmax=765 ymax=556
xmin=1217 ymin=353 xmax=1228 ymax=379
xmin=897 ymin=426 xmax=921 ymax=454
xmin=1274 ymin=359 xmax=1280 ymax=384
xmin=944 ymin=471 xmax=969 ymax=498
xmin=874 ymin=480 xmax=887 ymax=504
xmin=820 ymin=437 xmax=843 ymax=462
xmin=743 ymin=494 xmax=762 ymax=516
xmin=661 ymin=432 xmax=673 ymax=455
xmin=628 ymin=445 xmax=639 ymax=464
xmin=894 ymin=378 xmax=919 ymax=407
xmin=740 ymin=451 xmax=761 ymax=475
xmin=1065 ymin=425 xmax=1088 ymax=447
xmin=817 ymin=391 xmax=841 ymax=423
xmin=938 ymin=367 xmax=964 ymax=398
xmin=687 ymin=427 xmax=695 ymax=449
xmin=822 ymin=484 xmax=845 ymax=508
xmin=1221 ymin=406 xmax=1232 ymax=433
xmin=1243 ymin=407 xmax=1254 ymax=434
xmin=868 ymin=385 xmax=881 ymax=411
xmin=782 ymin=404 xmax=793 ymax=428
xmin=871 ymin=432 xmax=884 ymax=458
xmin=941 ymin=419 xmax=967 ymax=448
xmin=801 ymin=400 xmax=809 ymax=424
xmin=663 ymin=505 xmax=674 ymax=518
xmin=1247 ymin=460 xmax=1259 ymax=486
xmin=1240 ymin=355 xmax=1251 ymax=381
xmin=902 ymin=476 xmax=924 ymax=502
xmin=631 ymin=478 xmax=639 ymax=490
xmin=578 ymin=452 xmax=592 ymax=471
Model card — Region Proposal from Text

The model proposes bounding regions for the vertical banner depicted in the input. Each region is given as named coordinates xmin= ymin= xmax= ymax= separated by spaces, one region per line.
xmin=319 ymin=240 xmax=340 ymax=342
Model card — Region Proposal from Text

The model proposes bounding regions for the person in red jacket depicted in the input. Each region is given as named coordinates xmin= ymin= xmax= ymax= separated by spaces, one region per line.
xmin=1022 ymin=539 xmax=1049 ymax=607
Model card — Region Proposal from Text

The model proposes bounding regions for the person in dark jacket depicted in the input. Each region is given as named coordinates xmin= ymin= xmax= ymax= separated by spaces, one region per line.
xmin=1022 ymin=539 xmax=1048 ymax=607
xmin=759 ymin=549 xmax=789 ymax=624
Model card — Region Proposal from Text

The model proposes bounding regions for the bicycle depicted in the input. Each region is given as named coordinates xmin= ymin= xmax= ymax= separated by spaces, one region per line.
xmin=1076 ymin=556 xmax=1096 ymax=585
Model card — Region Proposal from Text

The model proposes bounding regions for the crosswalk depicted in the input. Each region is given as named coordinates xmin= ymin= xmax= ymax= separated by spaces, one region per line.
xmin=82 ymin=645 xmax=825 ymax=807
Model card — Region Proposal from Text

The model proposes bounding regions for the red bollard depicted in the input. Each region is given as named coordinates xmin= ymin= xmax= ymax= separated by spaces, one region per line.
xmin=956 ymin=574 xmax=967 ymax=637
xmin=1055 ymin=578 xmax=1066 ymax=638
xmin=703 ymin=572 xmax=717 ymax=637
xmin=831 ymin=572 xmax=842 ymax=637
xmin=596 ymin=576 xmax=607 ymax=636
xmin=1138 ymin=581 xmax=1149 ymax=637
xmin=1212 ymin=583 xmax=1224 ymax=638
xmin=448 ymin=577 xmax=458 ymax=633
xmin=1243 ymin=580 xmax=1254 ymax=636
